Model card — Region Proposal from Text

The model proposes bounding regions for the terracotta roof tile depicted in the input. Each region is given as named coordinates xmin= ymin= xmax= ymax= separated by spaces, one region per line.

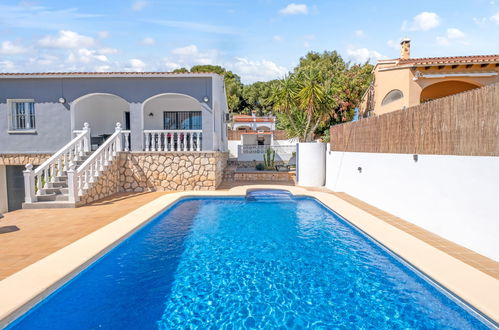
xmin=396 ymin=55 xmax=499 ymax=66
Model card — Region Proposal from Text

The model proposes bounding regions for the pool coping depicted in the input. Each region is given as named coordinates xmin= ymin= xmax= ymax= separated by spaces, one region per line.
xmin=0 ymin=185 xmax=498 ymax=327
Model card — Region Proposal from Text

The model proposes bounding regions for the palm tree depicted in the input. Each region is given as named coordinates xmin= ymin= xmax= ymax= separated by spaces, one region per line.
xmin=270 ymin=75 xmax=300 ymax=134
xmin=295 ymin=68 xmax=327 ymax=141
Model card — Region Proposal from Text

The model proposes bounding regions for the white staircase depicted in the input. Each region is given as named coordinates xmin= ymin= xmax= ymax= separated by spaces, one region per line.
xmin=23 ymin=123 xmax=130 ymax=209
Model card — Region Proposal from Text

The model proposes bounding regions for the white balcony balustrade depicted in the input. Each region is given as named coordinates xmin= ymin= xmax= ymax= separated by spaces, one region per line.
xmin=143 ymin=130 xmax=202 ymax=152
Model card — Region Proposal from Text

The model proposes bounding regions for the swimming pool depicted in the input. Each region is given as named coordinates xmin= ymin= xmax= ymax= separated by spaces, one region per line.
xmin=7 ymin=191 xmax=495 ymax=328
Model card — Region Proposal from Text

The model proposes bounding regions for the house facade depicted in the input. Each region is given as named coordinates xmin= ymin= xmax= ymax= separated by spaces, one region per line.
xmin=228 ymin=112 xmax=297 ymax=163
xmin=360 ymin=39 xmax=499 ymax=117
xmin=0 ymin=72 xmax=229 ymax=212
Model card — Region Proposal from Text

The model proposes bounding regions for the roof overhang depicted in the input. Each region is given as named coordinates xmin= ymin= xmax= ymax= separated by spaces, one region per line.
xmin=0 ymin=72 xmax=221 ymax=79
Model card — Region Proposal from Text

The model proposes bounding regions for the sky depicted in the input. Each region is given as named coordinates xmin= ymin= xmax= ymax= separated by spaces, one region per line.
xmin=0 ymin=0 xmax=498 ymax=84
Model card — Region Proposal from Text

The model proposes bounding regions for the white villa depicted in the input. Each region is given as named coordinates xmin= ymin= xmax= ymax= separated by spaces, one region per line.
xmin=0 ymin=72 xmax=229 ymax=212
xmin=228 ymin=111 xmax=297 ymax=162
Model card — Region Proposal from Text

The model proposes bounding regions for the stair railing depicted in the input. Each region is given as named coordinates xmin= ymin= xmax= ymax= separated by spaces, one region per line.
xmin=23 ymin=123 xmax=91 ymax=203
xmin=68 ymin=122 xmax=129 ymax=202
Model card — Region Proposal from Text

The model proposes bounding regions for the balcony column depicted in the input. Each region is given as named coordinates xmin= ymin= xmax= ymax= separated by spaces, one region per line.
xmin=129 ymin=102 xmax=142 ymax=151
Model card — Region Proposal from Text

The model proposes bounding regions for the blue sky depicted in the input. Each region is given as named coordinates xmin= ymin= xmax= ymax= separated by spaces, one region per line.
xmin=0 ymin=0 xmax=498 ymax=83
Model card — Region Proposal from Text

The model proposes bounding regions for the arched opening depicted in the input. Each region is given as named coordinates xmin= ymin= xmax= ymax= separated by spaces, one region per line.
xmin=142 ymin=93 xmax=204 ymax=151
xmin=73 ymin=93 xmax=129 ymax=138
xmin=256 ymin=125 xmax=271 ymax=131
xmin=142 ymin=93 xmax=202 ymax=130
xmin=381 ymin=89 xmax=404 ymax=106
xmin=420 ymin=81 xmax=481 ymax=103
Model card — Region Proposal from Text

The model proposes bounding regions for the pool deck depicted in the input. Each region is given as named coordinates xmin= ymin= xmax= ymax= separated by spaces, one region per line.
xmin=0 ymin=182 xmax=498 ymax=326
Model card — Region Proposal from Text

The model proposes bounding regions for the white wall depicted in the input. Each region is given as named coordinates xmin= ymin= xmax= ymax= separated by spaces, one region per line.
xmin=0 ymin=165 xmax=7 ymax=213
xmin=228 ymin=140 xmax=239 ymax=159
xmin=326 ymin=151 xmax=499 ymax=261
xmin=74 ymin=94 xmax=129 ymax=136
xmin=274 ymin=137 xmax=299 ymax=146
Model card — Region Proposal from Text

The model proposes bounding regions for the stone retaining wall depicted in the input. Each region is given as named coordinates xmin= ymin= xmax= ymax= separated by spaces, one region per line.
xmin=77 ymin=152 xmax=229 ymax=205
xmin=76 ymin=160 xmax=120 ymax=206
xmin=0 ymin=154 xmax=51 ymax=166
xmin=119 ymin=152 xmax=228 ymax=192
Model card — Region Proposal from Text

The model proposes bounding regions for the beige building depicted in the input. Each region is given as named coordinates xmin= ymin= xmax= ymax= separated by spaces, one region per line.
xmin=360 ymin=39 xmax=499 ymax=117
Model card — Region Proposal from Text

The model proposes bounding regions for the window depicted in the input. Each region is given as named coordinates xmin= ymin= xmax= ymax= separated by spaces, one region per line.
xmin=163 ymin=111 xmax=202 ymax=130
xmin=9 ymin=99 xmax=36 ymax=130
xmin=381 ymin=90 xmax=404 ymax=106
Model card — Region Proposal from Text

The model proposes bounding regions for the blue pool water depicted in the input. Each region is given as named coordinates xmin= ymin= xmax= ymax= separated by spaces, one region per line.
xmin=8 ymin=192 xmax=495 ymax=329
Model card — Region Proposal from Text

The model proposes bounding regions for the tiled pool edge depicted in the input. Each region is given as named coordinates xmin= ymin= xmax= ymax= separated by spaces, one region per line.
xmin=0 ymin=185 xmax=498 ymax=327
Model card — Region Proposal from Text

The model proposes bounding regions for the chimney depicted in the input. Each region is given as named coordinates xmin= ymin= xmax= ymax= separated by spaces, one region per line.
xmin=400 ymin=38 xmax=410 ymax=59
xmin=251 ymin=110 xmax=256 ymax=120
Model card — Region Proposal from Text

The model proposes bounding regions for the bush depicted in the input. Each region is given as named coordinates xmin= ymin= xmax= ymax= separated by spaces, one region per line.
xmin=255 ymin=163 xmax=265 ymax=171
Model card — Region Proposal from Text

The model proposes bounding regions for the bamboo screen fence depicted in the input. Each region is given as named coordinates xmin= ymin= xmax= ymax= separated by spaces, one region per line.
xmin=330 ymin=83 xmax=499 ymax=156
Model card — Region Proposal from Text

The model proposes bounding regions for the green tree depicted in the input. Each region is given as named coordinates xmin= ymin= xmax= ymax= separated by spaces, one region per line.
xmin=188 ymin=65 xmax=244 ymax=113
xmin=271 ymin=51 xmax=373 ymax=141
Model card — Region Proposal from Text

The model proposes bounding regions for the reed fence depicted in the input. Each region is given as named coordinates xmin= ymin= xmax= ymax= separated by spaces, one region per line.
xmin=330 ymin=83 xmax=499 ymax=156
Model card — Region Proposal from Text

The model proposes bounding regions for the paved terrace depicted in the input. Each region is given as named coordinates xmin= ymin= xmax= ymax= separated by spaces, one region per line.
xmin=0 ymin=181 xmax=498 ymax=282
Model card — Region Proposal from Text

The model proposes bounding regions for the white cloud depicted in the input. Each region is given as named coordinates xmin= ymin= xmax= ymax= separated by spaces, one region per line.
xmin=28 ymin=54 xmax=59 ymax=66
xmin=0 ymin=41 xmax=29 ymax=55
xmin=228 ymin=58 xmax=288 ymax=83
xmin=492 ymin=11 xmax=499 ymax=25
xmin=436 ymin=36 xmax=450 ymax=46
xmin=38 ymin=30 xmax=95 ymax=49
xmin=162 ymin=45 xmax=219 ymax=71
xmin=473 ymin=17 xmax=488 ymax=26
xmin=0 ymin=60 xmax=16 ymax=71
xmin=68 ymin=48 xmax=108 ymax=64
xmin=279 ymin=3 xmax=308 ymax=15
xmin=171 ymin=45 xmax=198 ymax=56
xmin=98 ymin=47 xmax=119 ymax=55
xmin=148 ymin=19 xmax=238 ymax=35
xmin=436 ymin=28 xmax=468 ymax=46
xmin=386 ymin=39 xmax=399 ymax=50
xmin=141 ymin=37 xmax=155 ymax=45
xmin=346 ymin=47 xmax=385 ymax=63
xmin=273 ymin=35 xmax=283 ymax=41
xmin=131 ymin=0 xmax=148 ymax=11
xmin=95 ymin=65 xmax=111 ymax=72
xmin=303 ymin=41 xmax=310 ymax=48
xmin=0 ymin=4 xmax=103 ymax=30
xmin=97 ymin=31 xmax=110 ymax=39
xmin=447 ymin=28 xmax=465 ymax=39
xmin=163 ymin=61 xmax=181 ymax=71
xmin=355 ymin=30 xmax=365 ymax=37
xmin=403 ymin=11 xmax=440 ymax=31
xmin=126 ymin=58 xmax=146 ymax=71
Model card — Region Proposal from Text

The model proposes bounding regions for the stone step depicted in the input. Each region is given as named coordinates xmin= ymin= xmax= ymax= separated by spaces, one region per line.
xmin=23 ymin=201 xmax=76 ymax=209
xmin=42 ymin=187 xmax=68 ymax=195
xmin=46 ymin=181 xmax=67 ymax=188
xmin=36 ymin=193 xmax=56 ymax=202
